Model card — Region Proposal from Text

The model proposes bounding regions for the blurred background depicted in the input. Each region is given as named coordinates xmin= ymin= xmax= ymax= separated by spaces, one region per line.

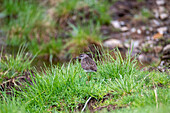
xmin=0 ymin=0 xmax=169 ymax=70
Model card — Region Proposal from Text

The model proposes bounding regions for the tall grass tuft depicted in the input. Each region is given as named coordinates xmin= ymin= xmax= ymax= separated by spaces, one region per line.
xmin=0 ymin=45 xmax=35 ymax=83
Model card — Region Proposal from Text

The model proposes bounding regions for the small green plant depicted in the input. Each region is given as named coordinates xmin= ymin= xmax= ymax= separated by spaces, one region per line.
xmin=134 ymin=8 xmax=154 ymax=22
xmin=64 ymin=23 xmax=102 ymax=55
xmin=56 ymin=0 xmax=81 ymax=16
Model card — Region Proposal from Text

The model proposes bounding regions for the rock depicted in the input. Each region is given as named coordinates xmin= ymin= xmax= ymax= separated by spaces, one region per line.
xmin=132 ymin=40 xmax=140 ymax=48
xmin=151 ymin=19 xmax=160 ymax=27
xmin=120 ymin=21 xmax=125 ymax=26
xmin=158 ymin=6 xmax=165 ymax=13
xmin=146 ymin=31 xmax=150 ymax=35
xmin=131 ymin=28 xmax=136 ymax=33
xmin=159 ymin=13 xmax=168 ymax=20
xmin=163 ymin=44 xmax=170 ymax=55
xmin=137 ymin=29 xmax=142 ymax=34
xmin=120 ymin=26 xmax=128 ymax=32
xmin=156 ymin=0 xmax=165 ymax=5
xmin=138 ymin=54 xmax=160 ymax=65
xmin=157 ymin=27 xmax=168 ymax=34
xmin=149 ymin=27 xmax=153 ymax=31
xmin=153 ymin=9 xmax=159 ymax=18
xmin=111 ymin=20 xmax=121 ymax=29
xmin=103 ymin=39 xmax=123 ymax=48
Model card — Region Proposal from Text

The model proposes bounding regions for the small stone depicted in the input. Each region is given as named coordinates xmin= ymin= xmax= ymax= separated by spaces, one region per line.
xmin=149 ymin=27 xmax=153 ymax=31
xmin=146 ymin=31 xmax=150 ymax=35
xmin=124 ymin=43 xmax=130 ymax=48
xmin=157 ymin=27 xmax=168 ymax=34
xmin=72 ymin=15 xmax=77 ymax=20
xmin=120 ymin=21 xmax=125 ymax=26
xmin=137 ymin=29 xmax=142 ymax=34
xmin=103 ymin=39 xmax=123 ymax=48
xmin=158 ymin=6 xmax=165 ymax=13
xmin=146 ymin=36 xmax=151 ymax=40
xmin=151 ymin=19 xmax=160 ymax=27
xmin=159 ymin=13 xmax=168 ymax=20
xmin=131 ymin=28 xmax=136 ymax=33
xmin=156 ymin=0 xmax=165 ymax=5
xmin=141 ymin=26 xmax=146 ymax=31
xmin=163 ymin=44 xmax=170 ymax=55
xmin=121 ymin=26 xmax=128 ymax=32
xmin=138 ymin=54 xmax=160 ymax=65
xmin=131 ymin=40 xmax=140 ymax=48
xmin=111 ymin=20 xmax=121 ymax=29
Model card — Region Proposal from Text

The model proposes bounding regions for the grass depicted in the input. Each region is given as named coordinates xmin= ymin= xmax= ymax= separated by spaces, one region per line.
xmin=1 ymin=0 xmax=57 ymax=56
xmin=0 ymin=49 xmax=169 ymax=112
xmin=0 ymin=45 xmax=35 ymax=83
xmin=1 ymin=0 xmax=110 ymax=58
xmin=134 ymin=8 xmax=154 ymax=23
xmin=65 ymin=23 xmax=102 ymax=55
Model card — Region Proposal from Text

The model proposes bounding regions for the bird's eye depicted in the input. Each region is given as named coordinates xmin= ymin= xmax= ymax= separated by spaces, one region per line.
xmin=79 ymin=54 xmax=83 ymax=57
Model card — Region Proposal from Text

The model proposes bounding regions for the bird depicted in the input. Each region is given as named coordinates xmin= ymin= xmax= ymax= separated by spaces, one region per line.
xmin=76 ymin=54 xmax=97 ymax=81
xmin=77 ymin=54 xmax=97 ymax=72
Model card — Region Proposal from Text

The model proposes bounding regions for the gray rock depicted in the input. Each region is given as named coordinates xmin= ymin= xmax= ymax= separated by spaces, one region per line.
xmin=111 ymin=20 xmax=121 ymax=29
xmin=158 ymin=6 xmax=165 ymax=13
xmin=157 ymin=27 xmax=168 ymax=34
xmin=163 ymin=44 xmax=170 ymax=55
xmin=156 ymin=0 xmax=165 ymax=5
xmin=121 ymin=26 xmax=128 ymax=32
xmin=138 ymin=54 xmax=160 ymax=65
xmin=137 ymin=29 xmax=142 ymax=34
xmin=131 ymin=28 xmax=136 ymax=33
xmin=159 ymin=13 xmax=169 ymax=20
xmin=103 ymin=39 xmax=123 ymax=48
xmin=151 ymin=19 xmax=160 ymax=27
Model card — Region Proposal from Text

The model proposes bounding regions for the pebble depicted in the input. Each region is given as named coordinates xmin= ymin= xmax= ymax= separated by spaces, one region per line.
xmin=137 ymin=29 xmax=142 ymax=34
xmin=103 ymin=39 xmax=123 ymax=48
xmin=146 ymin=31 xmax=150 ymax=35
xmin=149 ymin=27 xmax=153 ymax=31
xmin=138 ymin=54 xmax=160 ymax=65
xmin=121 ymin=26 xmax=128 ymax=32
xmin=153 ymin=9 xmax=159 ymax=18
xmin=120 ymin=21 xmax=126 ymax=26
xmin=158 ymin=6 xmax=165 ymax=13
xmin=159 ymin=13 xmax=168 ymax=20
xmin=163 ymin=44 xmax=170 ymax=55
xmin=131 ymin=28 xmax=136 ymax=33
xmin=111 ymin=20 xmax=121 ymax=29
xmin=156 ymin=0 xmax=165 ymax=6
xmin=151 ymin=19 xmax=160 ymax=27
xmin=157 ymin=27 xmax=168 ymax=34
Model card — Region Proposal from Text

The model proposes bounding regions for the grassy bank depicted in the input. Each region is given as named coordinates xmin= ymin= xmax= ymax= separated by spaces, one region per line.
xmin=1 ymin=0 xmax=112 ymax=59
xmin=0 ymin=49 xmax=169 ymax=112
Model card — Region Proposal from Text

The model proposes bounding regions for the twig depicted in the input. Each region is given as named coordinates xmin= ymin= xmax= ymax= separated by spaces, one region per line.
xmin=153 ymin=84 xmax=158 ymax=109
xmin=81 ymin=96 xmax=92 ymax=112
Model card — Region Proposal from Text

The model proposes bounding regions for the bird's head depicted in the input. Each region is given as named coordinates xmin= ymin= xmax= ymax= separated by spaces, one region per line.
xmin=77 ymin=54 xmax=89 ymax=60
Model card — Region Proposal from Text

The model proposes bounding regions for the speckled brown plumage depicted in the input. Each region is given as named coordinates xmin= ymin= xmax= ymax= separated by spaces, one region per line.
xmin=78 ymin=54 xmax=97 ymax=72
